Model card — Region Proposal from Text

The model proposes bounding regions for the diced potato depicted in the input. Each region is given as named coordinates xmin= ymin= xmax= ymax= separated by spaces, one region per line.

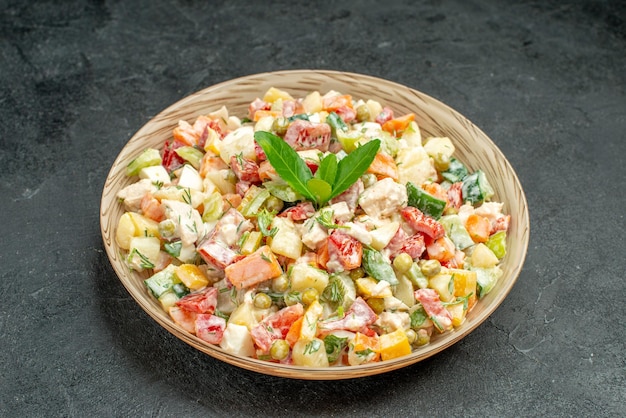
xmin=393 ymin=274 xmax=415 ymax=307
xmin=369 ymin=221 xmax=400 ymax=250
xmin=228 ymin=300 xmax=260 ymax=330
xmin=177 ymin=164 xmax=203 ymax=191
xmin=365 ymin=99 xmax=383 ymax=122
xmin=220 ymin=323 xmax=256 ymax=357
xmin=290 ymin=263 xmax=329 ymax=295
xmin=471 ymin=243 xmax=499 ymax=268
xmin=302 ymin=91 xmax=322 ymax=114
xmin=396 ymin=146 xmax=437 ymax=186
xmin=428 ymin=271 xmax=455 ymax=302
xmin=175 ymin=264 xmax=209 ymax=290
xmin=270 ymin=216 xmax=302 ymax=260
xmin=158 ymin=291 xmax=180 ymax=310
xmin=139 ymin=165 xmax=171 ymax=186
xmin=424 ymin=137 xmax=455 ymax=162
xmin=153 ymin=186 xmax=205 ymax=209
xmin=204 ymin=169 xmax=236 ymax=195
xmin=292 ymin=338 xmax=329 ymax=367
xmin=299 ymin=300 xmax=323 ymax=341
xmin=356 ymin=277 xmax=393 ymax=299
xmin=116 ymin=212 xmax=138 ymax=250
xmin=128 ymin=212 xmax=160 ymax=238
xmin=379 ymin=328 xmax=411 ymax=361
xmin=400 ymin=121 xmax=422 ymax=147
xmin=253 ymin=116 xmax=275 ymax=133
xmin=446 ymin=301 xmax=467 ymax=327
xmin=263 ymin=87 xmax=294 ymax=103
xmin=219 ymin=126 xmax=256 ymax=165
xmin=127 ymin=236 xmax=161 ymax=271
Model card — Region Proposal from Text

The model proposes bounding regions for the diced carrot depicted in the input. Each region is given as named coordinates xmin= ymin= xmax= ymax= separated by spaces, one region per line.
xmin=225 ymin=245 xmax=283 ymax=290
xmin=422 ymin=182 xmax=449 ymax=205
xmin=316 ymin=240 xmax=329 ymax=270
xmin=381 ymin=113 xmax=415 ymax=135
xmin=140 ymin=193 xmax=165 ymax=222
xmin=173 ymin=120 xmax=199 ymax=146
xmin=347 ymin=332 xmax=380 ymax=366
xmin=426 ymin=236 xmax=456 ymax=263
xmin=199 ymin=153 xmax=227 ymax=178
xmin=222 ymin=193 xmax=242 ymax=211
xmin=258 ymin=160 xmax=278 ymax=181
xmin=253 ymin=110 xmax=281 ymax=122
xmin=466 ymin=213 xmax=491 ymax=243
xmin=285 ymin=317 xmax=304 ymax=348
xmin=366 ymin=152 xmax=399 ymax=181
xmin=322 ymin=94 xmax=353 ymax=112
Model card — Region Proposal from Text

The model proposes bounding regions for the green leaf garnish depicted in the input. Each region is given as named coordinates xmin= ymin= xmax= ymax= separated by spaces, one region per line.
xmin=254 ymin=131 xmax=380 ymax=207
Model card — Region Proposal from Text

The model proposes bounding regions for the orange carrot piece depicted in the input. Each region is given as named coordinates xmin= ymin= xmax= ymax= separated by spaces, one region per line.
xmin=253 ymin=110 xmax=281 ymax=122
xmin=465 ymin=214 xmax=491 ymax=243
xmin=381 ymin=113 xmax=415 ymax=135
xmin=285 ymin=317 xmax=304 ymax=348
xmin=225 ymin=245 xmax=283 ymax=290
xmin=366 ymin=152 xmax=399 ymax=181
xmin=322 ymin=94 xmax=353 ymax=112
xmin=172 ymin=120 xmax=199 ymax=146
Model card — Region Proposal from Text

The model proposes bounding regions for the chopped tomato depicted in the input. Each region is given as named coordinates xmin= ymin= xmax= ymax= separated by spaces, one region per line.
xmin=395 ymin=233 xmax=426 ymax=260
xmin=278 ymin=201 xmax=315 ymax=221
xmin=195 ymin=314 xmax=226 ymax=344
xmin=381 ymin=113 xmax=415 ymax=135
xmin=317 ymin=240 xmax=330 ymax=269
xmin=327 ymin=230 xmax=363 ymax=271
xmin=254 ymin=141 xmax=267 ymax=162
xmin=197 ymin=239 xmax=244 ymax=270
xmin=319 ymin=297 xmax=377 ymax=332
xmin=466 ymin=213 xmax=491 ymax=243
xmin=414 ymin=288 xmax=452 ymax=332
xmin=447 ymin=182 xmax=463 ymax=212
xmin=162 ymin=140 xmax=185 ymax=173
xmin=250 ymin=304 xmax=304 ymax=352
xmin=168 ymin=306 xmax=197 ymax=334
xmin=375 ymin=106 xmax=394 ymax=125
xmin=366 ymin=152 xmax=399 ymax=181
xmin=230 ymin=155 xmax=261 ymax=184
xmin=283 ymin=120 xmax=331 ymax=152
xmin=401 ymin=206 xmax=445 ymax=239
xmin=175 ymin=287 xmax=218 ymax=314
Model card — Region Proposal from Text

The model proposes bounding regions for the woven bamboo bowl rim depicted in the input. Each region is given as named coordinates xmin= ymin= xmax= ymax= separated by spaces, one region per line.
xmin=100 ymin=70 xmax=530 ymax=380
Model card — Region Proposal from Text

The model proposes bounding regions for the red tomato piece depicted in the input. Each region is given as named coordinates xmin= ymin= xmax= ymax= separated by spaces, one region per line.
xmin=333 ymin=105 xmax=356 ymax=123
xmin=162 ymin=140 xmax=185 ymax=173
xmin=395 ymin=233 xmax=426 ymax=260
xmin=254 ymin=141 xmax=267 ymax=162
xmin=230 ymin=155 xmax=261 ymax=184
xmin=283 ymin=120 xmax=331 ymax=152
xmin=278 ymin=202 xmax=315 ymax=221
xmin=251 ymin=304 xmax=304 ymax=352
xmin=319 ymin=298 xmax=377 ymax=332
xmin=447 ymin=182 xmax=463 ymax=212
xmin=414 ymin=288 xmax=452 ymax=332
xmin=175 ymin=287 xmax=218 ymax=314
xmin=195 ymin=314 xmax=226 ymax=344
xmin=375 ymin=106 xmax=394 ymax=125
xmin=401 ymin=206 xmax=445 ymax=240
xmin=248 ymin=98 xmax=271 ymax=120
xmin=197 ymin=239 xmax=244 ymax=270
xmin=327 ymin=230 xmax=363 ymax=272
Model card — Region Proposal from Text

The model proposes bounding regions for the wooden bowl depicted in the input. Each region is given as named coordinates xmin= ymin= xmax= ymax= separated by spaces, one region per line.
xmin=100 ymin=70 xmax=530 ymax=380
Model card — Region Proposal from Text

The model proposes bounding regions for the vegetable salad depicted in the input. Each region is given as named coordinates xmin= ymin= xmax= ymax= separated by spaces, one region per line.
xmin=115 ymin=87 xmax=510 ymax=367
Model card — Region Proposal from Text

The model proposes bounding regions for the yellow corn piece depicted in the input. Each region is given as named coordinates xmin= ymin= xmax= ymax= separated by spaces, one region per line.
xmin=175 ymin=264 xmax=209 ymax=290
xmin=379 ymin=329 xmax=411 ymax=361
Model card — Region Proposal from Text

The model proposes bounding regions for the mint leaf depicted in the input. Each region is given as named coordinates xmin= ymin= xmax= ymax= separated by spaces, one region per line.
xmin=330 ymin=139 xmax=380 ymax=200
xmin=254 ymin=131 xmax=315 ymax=201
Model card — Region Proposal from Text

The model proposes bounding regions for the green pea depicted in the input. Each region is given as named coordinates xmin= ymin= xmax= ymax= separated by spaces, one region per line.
xmin=356 ymin=104 xmax=370 ymax=122
xmin=263 ymin=195 xmax=284 ymax=213
xmin=405 ymin=329 xmax=417 ymax=345
xmin=393 ymin=253 xmax=413 ymax=274
xmin=419 ymin=259 xmax=441 ymax=277
xmin=301 ymin=288 xmax=319 ymax=306
xmin=270 ymin=339 xmax=290 ymax=360
xmin=415 ymin=329 xmax=431 ymax=346
xmin=349 ymin=267 xmax=365 ymax=281
xmin=254 ymin=292 xmax=272 ymax=309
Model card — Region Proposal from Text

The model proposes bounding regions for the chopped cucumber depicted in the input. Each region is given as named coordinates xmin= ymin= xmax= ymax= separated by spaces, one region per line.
xmin=406 ymin=181 xmax=446 ymax=219
xmin=126 ymin=148 xmax=162 ymax=177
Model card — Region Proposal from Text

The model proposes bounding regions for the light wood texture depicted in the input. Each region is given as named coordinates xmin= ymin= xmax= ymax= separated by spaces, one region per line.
xmin=100 ymin=70 xmax=530 ymax=380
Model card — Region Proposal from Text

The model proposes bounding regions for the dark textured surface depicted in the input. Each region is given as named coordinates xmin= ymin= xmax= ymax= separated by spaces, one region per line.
xmin=1 ymin=0 xmax=625 ymax=416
